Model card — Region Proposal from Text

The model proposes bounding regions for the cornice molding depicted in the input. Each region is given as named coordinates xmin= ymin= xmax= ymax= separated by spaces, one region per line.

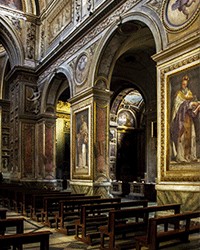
xmin=36 ymin=0 xmax=128 ymax=75
xmin=152 ymin=31 xmax=200 ymax=65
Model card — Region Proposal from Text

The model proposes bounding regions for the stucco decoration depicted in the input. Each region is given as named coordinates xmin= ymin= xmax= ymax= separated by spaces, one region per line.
xmin=47 ymin=0 xmax=72 ymax=44
xmin=94 ymin=76 xmax=109 ymax=90
xmin=0 ymin=0 xmax=22 ymax=10
xmin=25 ymin=86 xmax=41 ymax=114
xmin=146 ymin=0 xmax=163 ymax=15
xmin=75 ymin=52 xmax=89 ymax=85
xmin=26 ymin=22 xmax=36 ymax=60
xmin=75 ymin=0 xmax=81 ymax=22
xmin=38 ymin=0 xmax=142 ymax=83
xmin=162 ymin=0 xmax=200 ymax=31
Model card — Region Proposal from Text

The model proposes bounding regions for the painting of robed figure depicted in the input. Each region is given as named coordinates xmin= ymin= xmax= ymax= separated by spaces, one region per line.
xmin=170 ymin=65 xmax=200 ymax=165
xmin=75 ymin=108 xmax=89 ymax=175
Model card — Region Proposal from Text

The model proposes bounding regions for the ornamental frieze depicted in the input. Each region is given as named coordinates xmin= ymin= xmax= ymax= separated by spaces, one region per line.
xmin=146 ymin=0 xmax=163 ymax=15
xmin=47 ymin=0 xmax=72 ymax=44
xmin=38 ymin=0 xmax=140 ymax=83
xmin=26 ymin=22 xmax=36 ymax=60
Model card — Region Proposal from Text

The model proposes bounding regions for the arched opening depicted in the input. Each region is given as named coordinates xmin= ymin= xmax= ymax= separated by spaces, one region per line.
xmin=44 ymin=71 xmax=71 ymax=186
xmin=55 ymin=89 xmax=71 ymax=181
xmin=93 ymin=18 xmax=158 ymax=199
xmin=109 ymin=21 xmax=157 ymax=198
xmin=110 ymin=88 xmax=146 ymax=194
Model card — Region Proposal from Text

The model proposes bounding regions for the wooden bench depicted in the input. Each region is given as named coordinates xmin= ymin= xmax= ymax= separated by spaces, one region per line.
xmin=1 ymin=184 xmax=23 ymax=210
xmin=99 ymin=203 xmax=181 ymax=250
xmin=135 ymin=211 xmax=200 ymax=250
xmin=0 ymin=230 xmax=52 ymax=250
xmin=0 ymin=217 xmax=24 ymax=235
xmin=30 ymin=192 xmax=84 ymax=221
xmin=75 ymin=200 xmax=149 ymax=245
xmin=55 ymin=197 xmax=121 ymax=235
xmin=0 ymin=208 xmax=7 ymax=219
xmin=40 ymin=194 xmax=94 ymax=227
xmin=19 ymin=189 xmax=62 ymax=216
xmin=54 ymin=195 xmax=103 ymax=230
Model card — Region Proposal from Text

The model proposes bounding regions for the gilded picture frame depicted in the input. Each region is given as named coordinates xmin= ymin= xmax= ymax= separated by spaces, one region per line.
xmin=72 ymin=106 xmax=91 ymax=179
xmin=159 ymin=61 xmax=200 ymax=181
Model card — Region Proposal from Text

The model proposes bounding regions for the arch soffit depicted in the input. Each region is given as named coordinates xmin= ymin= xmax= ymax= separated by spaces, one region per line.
xmin=0 ymin=15 xmax=24 ymax=67
xmin=41 ymin=66 xmax=73 ymax=114
xmin=111 ymin=77 xmax=148 ymax=105
xmin=90 ymin=10 xmax=167 ymax=87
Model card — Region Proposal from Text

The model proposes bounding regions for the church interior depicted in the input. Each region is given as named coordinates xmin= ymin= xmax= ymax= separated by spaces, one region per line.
xmin=0 ymin=0 xmax=199 ymax=249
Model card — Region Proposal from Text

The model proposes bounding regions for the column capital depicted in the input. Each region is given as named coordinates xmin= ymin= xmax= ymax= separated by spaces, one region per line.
xmin=68 ymin=86 xmax=112 ymax=106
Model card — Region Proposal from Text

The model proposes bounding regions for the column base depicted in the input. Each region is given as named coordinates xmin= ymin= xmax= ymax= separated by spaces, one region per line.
xmin=156 ymin=183 xmax=200 ymax=212
xmin=70 ymin=180 xmax=112 ymax=198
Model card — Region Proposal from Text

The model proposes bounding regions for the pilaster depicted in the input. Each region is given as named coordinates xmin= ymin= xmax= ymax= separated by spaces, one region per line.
xmin=69 ymin=86 xmax=112 ymax=197
xmin=6 ymin=67 xmax=39 ymax=181
xmin=153 ymin=32 xmax=200 ymax=212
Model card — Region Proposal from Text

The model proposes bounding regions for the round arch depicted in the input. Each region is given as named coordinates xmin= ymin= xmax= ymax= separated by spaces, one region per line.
xmin=41 ymin=66 xmax=73 ymax=114
xmin=0 ymin=15 xmax=24 ymax=68
xmin=89 ymin=9 xmax=167 ymax=86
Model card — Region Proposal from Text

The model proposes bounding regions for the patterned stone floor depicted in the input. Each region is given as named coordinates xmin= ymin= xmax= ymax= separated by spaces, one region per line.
xmin=2 ymin=209 xmax=200 ymax=249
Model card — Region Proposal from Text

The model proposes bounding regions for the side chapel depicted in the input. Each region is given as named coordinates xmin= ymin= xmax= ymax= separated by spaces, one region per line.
xmin=0 ymin=0 xmax=199 ymax=212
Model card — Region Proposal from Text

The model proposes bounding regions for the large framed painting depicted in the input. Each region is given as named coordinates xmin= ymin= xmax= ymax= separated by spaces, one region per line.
xmin=72 ymin=106 xmax=91 ymax=179
xmin=159 ymin=61 xmax=200 ymax=181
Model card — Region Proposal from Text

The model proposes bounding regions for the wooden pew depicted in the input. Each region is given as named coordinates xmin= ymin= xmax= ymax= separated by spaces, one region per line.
xmin=99 ymin=203 xmax=181 ymax=250
xmin=0 ymin=230 xmax=52 ymax=250
xmin=0 ymin=218 xmax=24 ymax=235
xmin=40 ymin=194 xmax=89 ymax=227
xmin=17 ymin=189 xmax=60 ymax=216
xmin=19 ymin=189 xmax=62 ymax=216
xmin=55 ymin=196 xmax=104 ymax=232
xmin=135 ymin=211 xmax=200 ymax=250
xmin=75 ymin=200 xmax=149 ymax=245
xmin=30 ymin=192 xmax=84 ymax=221
xmin=55 ymin=197 xmax=121 ymax=235
xmin=0 ymin=184 xmax=23 ymax=210
xmin=0 ymin=208 xmax=7 ymax=219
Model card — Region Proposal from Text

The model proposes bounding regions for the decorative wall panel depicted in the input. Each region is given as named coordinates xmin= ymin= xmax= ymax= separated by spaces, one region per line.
xmin=47 ymin=0 xmax=72 ymax=44
xmin=22 ymin=123 xmax=35 ymax=178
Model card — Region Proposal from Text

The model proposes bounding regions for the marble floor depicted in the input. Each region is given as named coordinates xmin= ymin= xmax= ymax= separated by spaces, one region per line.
xmin=2 ymin=208 xmax=200 ymax=250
